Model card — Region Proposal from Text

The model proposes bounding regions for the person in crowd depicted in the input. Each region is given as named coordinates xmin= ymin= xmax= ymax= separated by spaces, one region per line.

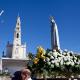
xmin=12 ymin=71 xmax=22 ymax=80
xmin=21 ymin=68 xmax=32 ymax=80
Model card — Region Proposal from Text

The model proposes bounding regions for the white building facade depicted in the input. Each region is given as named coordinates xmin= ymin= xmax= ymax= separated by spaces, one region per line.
xmin=6 ymin=16 xmax=26 ymax=59
xmin=0 ymin=16 xmax=28 ymax=75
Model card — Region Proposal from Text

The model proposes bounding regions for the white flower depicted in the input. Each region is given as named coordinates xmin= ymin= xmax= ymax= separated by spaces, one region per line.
xmin=52 ymin=52 xmax=57 ymax=58
xmin=64 ymin=55 xmax=71 ymax=61
xmin=50 ymin=56 xmax=54 ymax=59
xmin=74 ymin=60 xmax=76 ymax=63
xmin=74 ymin=56 xmax=77 ymax=60
xmin=48 ymin=51 xmax=52 ymax=56
xmin=63 ymin=52 xmax=67 ymax=55
xmin=55 ymin=58 xmax=58 ymax=60
xmin=53 ymin=49 xmax=56 ymax=52
xmin=43 ymin=49 xmax=46 ymax=55
xmin=54 ymin=59 xmax=58 ymax=63
xmin=65 ymin=61 xmax=71 ymax=65
xmin=71 ymin=62 xmax=74 ymax=66
xmin=47 ymin=62 xmax=51 ymax=65
xmin=46 ymin=57 xmax=50 ymax=62
xmin=55 ymin=62 xmax=59 ymax=67
xmin=49 ymin=51 xmax=53 ymax=54
xmin=76 ymin=62 xmax=79 ymax=65
xmin=70 ymin=59 xmax=73 ymax=62
xmin=67 ymin=57 xmax=71 ymax=61
xmin=59 ymin=49 xmax=63 ymax=53
xmin=57 ymin=57 xmax=62 ymax=61
xmin=70 ymin=56 xmax=73 ymax=59
xmin=58 ymin=53 xmax=63 ymax=57
xmin=63 ymin=57 xmax=68 ymax=61
xmin=79 ymin=60 xmax=80 ymax=64
xmin=60 ymin=60 xmax=63 ymax=65
xmin=51 ymin=60 xmax=55 ymax=64
xmin=66 ymin=52 xmax=70 ymax=56
xmin=47 ymin=53 xmax=50 ymax=56
xmin=51 ymin=64 xmax=54 ymax=68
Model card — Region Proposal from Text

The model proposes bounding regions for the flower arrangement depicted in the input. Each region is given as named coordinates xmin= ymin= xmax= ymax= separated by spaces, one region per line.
xmin=31 ymin=46 xmax=46 ymax=78
xmin=28 ymin=46 xmax=80 ymax=78
xmin=45 ymin=50 xmax=80 ymax=77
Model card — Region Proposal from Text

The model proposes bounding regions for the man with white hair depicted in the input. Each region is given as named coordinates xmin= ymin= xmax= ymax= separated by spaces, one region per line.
xmin=21 ymin=68 xmax=32 ymax=80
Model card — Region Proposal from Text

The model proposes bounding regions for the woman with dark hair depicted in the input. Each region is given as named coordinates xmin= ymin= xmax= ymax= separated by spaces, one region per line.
xmin=12 ymin=71 xmax=22 ymax=80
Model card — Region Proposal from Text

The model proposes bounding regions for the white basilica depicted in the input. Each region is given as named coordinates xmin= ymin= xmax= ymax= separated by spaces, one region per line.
xmin=6 ymin=15 xmax=26 ymax=59
xmin=0 ymin=15 xmax=28 ymax=75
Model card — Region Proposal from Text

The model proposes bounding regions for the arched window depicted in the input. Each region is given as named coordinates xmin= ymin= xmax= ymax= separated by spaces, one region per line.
xmin=17 ymin=33 xmax=19 ymax=38
xmin=18 ymin=22 xmax=19 ymax=25
xmin=17 ymin=27 xmax=19 ymax=30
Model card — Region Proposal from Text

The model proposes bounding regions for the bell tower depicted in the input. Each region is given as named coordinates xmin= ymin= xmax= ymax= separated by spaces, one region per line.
xmin=13 ymin=15 xmax=21 ymax=46
xmin=12 ymin=15 xmax=26 ymax=59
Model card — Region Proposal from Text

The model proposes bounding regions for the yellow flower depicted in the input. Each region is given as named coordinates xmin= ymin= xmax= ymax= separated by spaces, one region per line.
xmin=37 ymin=46 xmax=46 ymax=58
xmin=33 ymin=58 xmax=39 ymax=64
xmin=37 ymin=46 xmax=43 ymax=53
xmin=37 ymin=52 xmax=43 ymax=58
xmin=41 ymin=55 xmax=46 ymax=60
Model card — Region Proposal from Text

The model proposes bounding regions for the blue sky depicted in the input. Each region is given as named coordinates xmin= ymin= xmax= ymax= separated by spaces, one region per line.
xmin=0 ymin=0 xmax=80 ymax=56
